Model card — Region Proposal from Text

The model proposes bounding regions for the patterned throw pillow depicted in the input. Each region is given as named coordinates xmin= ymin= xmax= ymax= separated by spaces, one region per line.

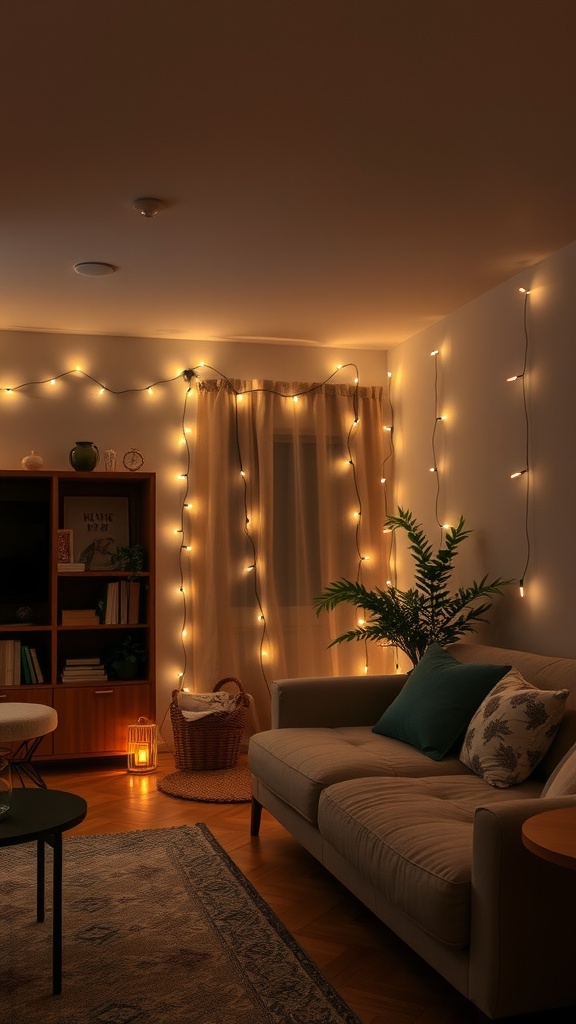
xmin=460 ymin=667 xmax=569 ymax=788
xmin=541 ymin=741 xmax=576 ymax=798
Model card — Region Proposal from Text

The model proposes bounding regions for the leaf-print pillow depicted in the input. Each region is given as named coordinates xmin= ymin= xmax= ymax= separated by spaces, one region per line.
xmin=460 ymin=667 xmax=569 ymax=787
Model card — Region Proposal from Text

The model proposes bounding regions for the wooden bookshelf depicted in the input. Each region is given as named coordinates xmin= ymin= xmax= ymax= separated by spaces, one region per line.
xmin=0 ymin=470 xmax=155 ymax=760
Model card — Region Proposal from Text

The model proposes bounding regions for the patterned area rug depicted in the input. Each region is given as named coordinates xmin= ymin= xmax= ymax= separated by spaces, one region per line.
xmin=158 ymin=764 xmax=252 ymax=802
xmin=2 ymin=824 xmax=361 ymax=1024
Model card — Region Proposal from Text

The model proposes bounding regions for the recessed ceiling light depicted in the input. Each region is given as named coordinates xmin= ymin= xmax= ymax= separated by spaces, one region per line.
xmin=74 ymin=262 xmax=117 ymax=276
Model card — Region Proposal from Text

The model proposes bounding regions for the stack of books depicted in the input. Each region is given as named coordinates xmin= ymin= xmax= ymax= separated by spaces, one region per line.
xmin=0 ymin=638 xmax=20 ymax=685
xmin=61 ymin=657 xmax=108 ymax=682
xmin=61 ymin=608 xmax=100 ymax=626
xmin=100 ymin=580 xmax=141 ymax=624
xmin=0 ymin=639 xmax=44 ymax=685
xmin=57 ymin=562 xmax=85 ymax=572
xmin=20 ymin=643 xmax=44 ymax=684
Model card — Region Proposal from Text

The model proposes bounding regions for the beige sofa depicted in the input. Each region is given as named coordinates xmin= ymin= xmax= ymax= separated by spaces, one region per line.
xmin=248 ymin=642 xmax=576 ymax=1019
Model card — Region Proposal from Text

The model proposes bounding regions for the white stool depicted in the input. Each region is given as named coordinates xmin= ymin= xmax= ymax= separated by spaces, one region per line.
xmin=0 ymin=703 xmax=58 ymax=788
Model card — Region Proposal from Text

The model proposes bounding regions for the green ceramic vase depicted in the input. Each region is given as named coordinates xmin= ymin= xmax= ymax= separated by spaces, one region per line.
xmin=69 ymin=441 xmax=100 ymax=472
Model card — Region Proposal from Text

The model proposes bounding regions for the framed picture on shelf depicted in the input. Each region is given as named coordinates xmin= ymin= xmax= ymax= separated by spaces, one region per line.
xmin=57 ymin=528 xmax=73 ymax=563
xmin=63 ymin=496 xmax=130 ymax=569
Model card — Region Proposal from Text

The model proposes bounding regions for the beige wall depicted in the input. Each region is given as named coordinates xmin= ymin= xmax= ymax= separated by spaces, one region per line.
xmin=389 ymin=238 xmax=576 ymax=662
xmin=0 ymin=334 xmax=387 ymax=726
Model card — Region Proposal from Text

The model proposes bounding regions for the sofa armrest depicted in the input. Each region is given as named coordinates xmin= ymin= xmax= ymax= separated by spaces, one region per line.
xmin=271 ymin=674 xmax=406 ymax=728
xmin=469 ymin=794 xmax=576 ymax=1018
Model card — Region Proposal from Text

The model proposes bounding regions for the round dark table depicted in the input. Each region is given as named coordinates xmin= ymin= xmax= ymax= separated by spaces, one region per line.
xmin=0 ymin=788 xmax=87 ymax=994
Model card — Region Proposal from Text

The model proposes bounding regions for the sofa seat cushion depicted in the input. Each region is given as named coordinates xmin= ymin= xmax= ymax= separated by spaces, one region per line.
xmin=317 ymin=775 xmax=542 ymax=948
xmin=249 ymin=726 xmax=472 ymax=824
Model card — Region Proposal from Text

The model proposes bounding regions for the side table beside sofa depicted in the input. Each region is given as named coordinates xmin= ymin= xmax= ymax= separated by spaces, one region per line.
xmin=249 ymin=641 xmax=576 ymax=1020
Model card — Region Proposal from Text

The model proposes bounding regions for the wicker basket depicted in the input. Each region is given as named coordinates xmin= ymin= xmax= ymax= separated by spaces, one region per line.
xmin=170 ymin=677 xmax=249 ymax=771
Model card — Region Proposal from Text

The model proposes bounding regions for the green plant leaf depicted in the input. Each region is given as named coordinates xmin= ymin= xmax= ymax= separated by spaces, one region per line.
xmin=315 ymin=507 xmax=514 ymax=666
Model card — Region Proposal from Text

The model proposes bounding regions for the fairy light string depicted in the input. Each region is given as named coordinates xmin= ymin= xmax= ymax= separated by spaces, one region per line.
xmin=214 ymin=362 xmax=368 ymax=678
xmin=0 ymin=360 xmax=386 ymax=687
xmin=176 ymin=374 xmax=196 ymax=687
xmin=429 ymin=348 xmax=446 ymax=534
xmin=508 ymin=288 xmax=532 ymax=596
xmin=232 ymin=387 xmax=270 ymax=694
xmin=381 ymin=369 xmax=400 ymax=670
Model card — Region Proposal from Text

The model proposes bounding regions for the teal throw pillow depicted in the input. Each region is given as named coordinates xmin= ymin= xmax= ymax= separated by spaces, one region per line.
xmin=372 ymin=643 xmax=511 ymax=760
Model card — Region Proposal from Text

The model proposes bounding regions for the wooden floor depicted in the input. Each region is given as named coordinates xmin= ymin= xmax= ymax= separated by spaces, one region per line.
xmin=37 ymin=753 xmax=568 ymax=1024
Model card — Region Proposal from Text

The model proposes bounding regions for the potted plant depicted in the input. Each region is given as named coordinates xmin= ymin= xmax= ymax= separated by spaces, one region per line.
xmin=313 ymin=507 xmax=513 ymax=666
xmin=112 ymin=544 xmax=145 ymax=574
xmin=106 ymin=633 xmax=147 ymax=680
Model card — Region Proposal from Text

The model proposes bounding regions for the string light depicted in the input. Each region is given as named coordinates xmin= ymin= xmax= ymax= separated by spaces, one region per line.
xmin=381 ymin=367 xmax=396 ymax=670
xmin=3 ymin=358 xmax=390 ymax=699
xmin=0 ymin=367 xmax=184 ymax=396
xmin=512 ymin=287 xmax=532 ymax=596
xmin=189 ymin=360 xmax=373 ymax=678
xmin=429 ymin=347 xmax=446 ymax=532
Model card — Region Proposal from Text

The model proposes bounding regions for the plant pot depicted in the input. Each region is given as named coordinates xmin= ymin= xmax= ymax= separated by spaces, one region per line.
xmin=69 ymin=441 xmax=100 ymax=472
xmin=115 ymin=660 xmax=138 ymax=680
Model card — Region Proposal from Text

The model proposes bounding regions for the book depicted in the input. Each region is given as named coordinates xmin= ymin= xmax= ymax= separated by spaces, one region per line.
xmin=61 ymin=666 xmax=108 ymax=680
xmin=128 ymin=580 xmax=141 ymax=624
xmin=58 ymin=562 xmax=86 ymax=572
xmin=65 ymin=657 xmax=101 ymax=666
xmin=61 ymin=609 xmax=100 ymax=625
xmin=5 ymin=639 xmax=15 ymax=686
xmin=21 ymin=644 xmax=33 ymax=684
xmin=61 ymin=669 xmax=108 ymax=679
xmin=15 ymin=640 xmax=21 ymax=684
xmin=61 ymin=656 xmax=107 ymax=681
xmin=30 ymin=647 xmax=44 ymax=683
xmin=104 ymin=582 xmax=119 ymax=624
xmin=0 ymin=640 xmax=12 ymax=684
xmin=119 ymin=580 xmax=128 ymax=624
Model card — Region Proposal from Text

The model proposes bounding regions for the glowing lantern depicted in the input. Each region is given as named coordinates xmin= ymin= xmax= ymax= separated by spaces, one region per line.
xmin=127 ymin=717 xmax=157 ymax=774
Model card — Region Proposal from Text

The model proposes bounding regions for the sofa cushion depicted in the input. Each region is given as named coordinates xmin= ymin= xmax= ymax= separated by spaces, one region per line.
xmin=317 ymin=775 xmax=540 ymax=948
xmin=248 ymin=725 xmax=472 ymax=824
xmin=542 ymin=740 xmax=576 ymax=797
xmin=460 ymin=667 xmax=569 ymax=788
xmin=372 ymin=643 xmax=510 ymax=761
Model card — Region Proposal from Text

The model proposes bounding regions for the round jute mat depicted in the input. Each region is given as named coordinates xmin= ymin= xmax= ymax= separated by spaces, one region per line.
xmin=158 ymin=763 xmax=252 ymax=803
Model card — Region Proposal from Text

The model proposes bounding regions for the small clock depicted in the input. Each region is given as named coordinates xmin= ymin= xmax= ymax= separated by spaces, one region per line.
xmin=123 ymin=448 xmax=144 ymax=472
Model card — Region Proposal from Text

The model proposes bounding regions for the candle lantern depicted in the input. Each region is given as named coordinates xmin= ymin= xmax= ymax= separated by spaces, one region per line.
xmin=127 ymin=717 xmax=157 ymax=774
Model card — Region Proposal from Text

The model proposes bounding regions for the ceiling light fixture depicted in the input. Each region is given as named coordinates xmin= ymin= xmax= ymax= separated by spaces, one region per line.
xmin=73 ymin=262 xmax=117 ymax=276
xmin=132 ymin=197 xmax=165 ymax=218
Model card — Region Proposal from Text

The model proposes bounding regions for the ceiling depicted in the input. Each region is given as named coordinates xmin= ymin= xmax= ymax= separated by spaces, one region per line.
xmin=2 ymin=0 xmax=576 ymax=350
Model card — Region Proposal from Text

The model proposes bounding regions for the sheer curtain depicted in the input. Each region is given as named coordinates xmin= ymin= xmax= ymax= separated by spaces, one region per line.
xmin=189 ymin=378 xmax=393 ymax=731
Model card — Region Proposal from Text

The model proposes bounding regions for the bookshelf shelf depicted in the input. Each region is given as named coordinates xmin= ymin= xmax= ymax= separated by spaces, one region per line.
xmin=0 ymin=470 xmax=156 ymax=760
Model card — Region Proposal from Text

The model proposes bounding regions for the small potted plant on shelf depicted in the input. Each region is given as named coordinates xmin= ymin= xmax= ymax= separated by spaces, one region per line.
xmin=106 ymin=633 xmax=147 ymax=680
xmin=313 ymin=506 xmax=513 ymax=667
xmin=112 ymin=544 xmax=145 ymax=574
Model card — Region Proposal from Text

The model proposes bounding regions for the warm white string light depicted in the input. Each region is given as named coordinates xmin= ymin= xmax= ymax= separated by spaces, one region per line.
xmin=1 ymin=360 xmax=390 ymax=698
xmin=381 ymin=369 xmax=398 ymax=669
xmin=508 ymin=288 xmax=532 ymax=597
xmin=430 ymin=347 xmax=447 ymax=533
